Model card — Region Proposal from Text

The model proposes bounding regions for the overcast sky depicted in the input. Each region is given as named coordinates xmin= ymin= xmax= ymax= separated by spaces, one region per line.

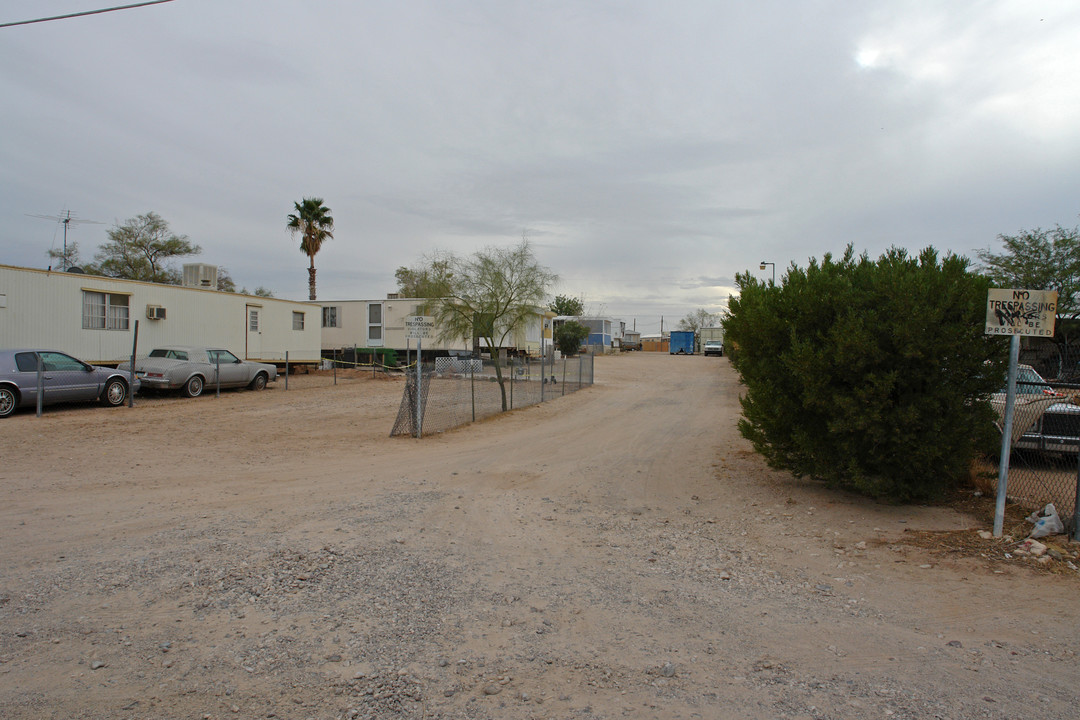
xmin=2 ymin=1 xmax=1078 ymax=334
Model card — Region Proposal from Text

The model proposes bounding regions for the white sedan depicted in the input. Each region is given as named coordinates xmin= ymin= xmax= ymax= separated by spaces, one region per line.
xmin=126 ymin=346 xmax=277 ymax=398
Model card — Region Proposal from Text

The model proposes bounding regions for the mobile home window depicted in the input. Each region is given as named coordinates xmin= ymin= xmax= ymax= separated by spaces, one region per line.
xmin=367 ymin=302 xmax=383 ymax=342
xmin=322 ymin=306 xmax=339 ymax=328
xmin=292 ymin=311 xmax=305 ymax=330
xmin=82 ymin=291 xmax=129 ymax=330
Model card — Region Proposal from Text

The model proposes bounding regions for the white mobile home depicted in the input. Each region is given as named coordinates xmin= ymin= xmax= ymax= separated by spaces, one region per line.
xmin=318 ymin=297 xmax=555 ymax=358
xmin=482 ymin=308 xmax=553 ymax=357
xmin=318 ymin=298 xmax=471 ymax=356
xmin=0 ymin=264 xmax=321 ymax=366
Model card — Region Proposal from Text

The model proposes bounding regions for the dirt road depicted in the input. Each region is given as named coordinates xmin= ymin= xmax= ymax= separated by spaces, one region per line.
xmin=1 ymin=353 xmax=1078 ymax=719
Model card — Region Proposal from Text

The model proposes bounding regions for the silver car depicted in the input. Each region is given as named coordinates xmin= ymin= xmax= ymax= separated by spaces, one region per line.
xmin=1012 ymin=365 xmax=1080 ymax=454
xmin=0 ymin=349 xmax=139 ymax=418
xmin=126 ymin=346 xmax=277 ymax=397
xmin=994 ymin=364 xmax=1080 ymax=454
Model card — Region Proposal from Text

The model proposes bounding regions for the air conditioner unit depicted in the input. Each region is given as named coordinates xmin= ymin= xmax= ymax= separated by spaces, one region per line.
xmin=182 ymin=263 xmax=218 ymax=290
xmin=146 ymin=305 xmax=167 ymax=320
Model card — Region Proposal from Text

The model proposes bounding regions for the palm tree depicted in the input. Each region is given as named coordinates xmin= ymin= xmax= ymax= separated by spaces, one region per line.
xmin=287 ymin=197 xmax=335 ymax=301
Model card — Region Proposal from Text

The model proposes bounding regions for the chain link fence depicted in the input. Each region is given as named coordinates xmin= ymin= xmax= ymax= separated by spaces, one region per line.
xmin=391 ymin=353 xmax=594 ymax=437
xmin=988 ymin=376 xmax=1080 ymax=533
xmin=1019 ymin=334 xmax=1080 ymax=382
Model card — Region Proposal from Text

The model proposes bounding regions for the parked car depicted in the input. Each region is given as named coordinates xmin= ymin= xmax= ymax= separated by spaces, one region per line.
xmin=0 ymin=349 xmax=139 ymax=418
xmin=703 ymin=340 xmax=725 ymax=357
xmin=996 ymin=364 xmax=1080 ymax=454
xmin=122 ymin=346 xmax=277 ymax=398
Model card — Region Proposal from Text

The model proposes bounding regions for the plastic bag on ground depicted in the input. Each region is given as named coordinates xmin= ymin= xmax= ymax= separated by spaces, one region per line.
xmin=1028 ymin=503 xmax=1065 ymax=538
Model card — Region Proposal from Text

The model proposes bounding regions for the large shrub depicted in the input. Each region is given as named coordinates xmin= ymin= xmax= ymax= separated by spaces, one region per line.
xmin=723 ymin=245 xmax=1007 ymax=502
xmin=554 ymin=321 xmax=589 ymax=356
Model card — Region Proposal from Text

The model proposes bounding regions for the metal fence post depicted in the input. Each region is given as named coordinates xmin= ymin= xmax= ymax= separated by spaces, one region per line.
xmin=129 ymin=319 xmax=139 ymax=407
xmin=994 ymin=335 xmax=1020 ymax=537
xmin=1074 ymin=446 xmax=1080 ymax=542
xmin=35 ymin=353 xmax=43 ymax=417
xmin=216 ymin=353 xmax=221 ymax=398
xmin=333 ymin=348 xmax=337 ymax=385
xmin=471 ymin=356 xmax=476 ymax=423
xmin=415 ymin=339 xmax=423 ymax=438
xmin=578 ymin=354 xmax=583 ymax=391
xmin=541 ymin=348 xmax=545 ymax=403
xmin=510 ymin=356 xmax=515 ymax=410
xmin=285 ymin=351 xmax=289 ymax=391
xmin=562 ymin=356 xmax=566 ymax=396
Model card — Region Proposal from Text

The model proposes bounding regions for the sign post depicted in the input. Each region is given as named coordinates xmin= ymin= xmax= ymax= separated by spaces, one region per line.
xmin=985 ymin=289 xmax=1058 ymax=537
xmin=405 ymin=316 xmax=435 ymax=438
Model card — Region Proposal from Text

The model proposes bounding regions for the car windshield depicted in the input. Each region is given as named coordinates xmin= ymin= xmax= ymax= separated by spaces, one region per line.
xmin=1018 ymin=367 xmax=1042 ymax=384
xmin=1004 ymin=366 xmax=1058 ymax=395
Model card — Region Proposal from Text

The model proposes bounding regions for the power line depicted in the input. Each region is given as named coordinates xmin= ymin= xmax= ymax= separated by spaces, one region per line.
xmin=0 ymin=1 xmax=175 ymax=29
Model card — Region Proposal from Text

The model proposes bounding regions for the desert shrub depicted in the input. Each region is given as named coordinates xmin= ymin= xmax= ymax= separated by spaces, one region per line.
xmin=723 ymin=245 xmax=1007 ymax=502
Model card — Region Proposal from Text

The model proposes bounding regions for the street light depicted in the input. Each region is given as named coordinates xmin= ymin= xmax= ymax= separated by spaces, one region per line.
xmin=759 ymin=261 xmax=775 ymax=284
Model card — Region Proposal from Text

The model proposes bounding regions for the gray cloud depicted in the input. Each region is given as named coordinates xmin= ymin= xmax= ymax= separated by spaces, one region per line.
xmin=2 ymin=0 xmax=1078 ymax=332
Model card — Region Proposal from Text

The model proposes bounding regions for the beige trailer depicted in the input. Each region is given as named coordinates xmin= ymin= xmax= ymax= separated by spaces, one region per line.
xmin=317 ymin=297 xmax=553 ymax=361
xmin=0 ymin=264 xmax=321 ymax=366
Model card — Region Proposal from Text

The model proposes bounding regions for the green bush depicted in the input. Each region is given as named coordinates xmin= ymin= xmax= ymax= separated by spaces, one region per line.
xmin=723 ymin=245 xmax=1007 ymax=502
xmin=554 ymin=321 xmax=589 ymax=356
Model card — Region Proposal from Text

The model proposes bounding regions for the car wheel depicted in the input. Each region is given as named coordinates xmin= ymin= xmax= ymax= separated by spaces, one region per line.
xmin=102 ymin=378 xmax=127 ymax=407
xmin=0 ymin=386 xmax=18 ymax=418
xmin=183 ymin=375 xmax=204 ymax=398
xmin=249 ymin=372 xmax=268 ymax=391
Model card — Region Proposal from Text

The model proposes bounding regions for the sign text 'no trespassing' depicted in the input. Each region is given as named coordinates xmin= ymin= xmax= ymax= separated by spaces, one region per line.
xmin=984 ymin=288 xmax=1058 ymax=337
xmin=405 ymin=315 xmax=435 ymax=339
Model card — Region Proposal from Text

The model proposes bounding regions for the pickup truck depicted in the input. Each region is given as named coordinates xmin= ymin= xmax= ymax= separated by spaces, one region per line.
xmin=703 ymin=340 xmax=724 ymax=357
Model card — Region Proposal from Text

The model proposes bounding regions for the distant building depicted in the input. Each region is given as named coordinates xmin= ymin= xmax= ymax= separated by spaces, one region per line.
xmin=622 ymin=330 xmax=642 ymax=351
xmin=553 ymin=315 xmax=622 ymax=353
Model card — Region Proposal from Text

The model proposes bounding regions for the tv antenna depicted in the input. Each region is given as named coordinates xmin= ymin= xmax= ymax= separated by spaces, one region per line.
xmin=28 ymin=210 xmax=104 ymax=271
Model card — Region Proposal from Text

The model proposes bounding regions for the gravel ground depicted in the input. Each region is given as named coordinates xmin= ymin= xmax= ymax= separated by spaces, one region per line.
xmin=1 ymin=354 xmax=1078 ymax=719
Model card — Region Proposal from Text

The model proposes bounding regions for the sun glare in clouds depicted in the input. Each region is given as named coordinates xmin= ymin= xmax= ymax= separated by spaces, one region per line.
xmin=854 ymin=3 xmax=1080 ymax=138
xmin=855 ymin=46 xmax=884 ymax=70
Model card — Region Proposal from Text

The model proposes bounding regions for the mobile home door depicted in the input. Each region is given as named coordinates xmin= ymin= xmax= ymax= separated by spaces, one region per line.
xmin=246 ymin=304 xmax=262 ymax=359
